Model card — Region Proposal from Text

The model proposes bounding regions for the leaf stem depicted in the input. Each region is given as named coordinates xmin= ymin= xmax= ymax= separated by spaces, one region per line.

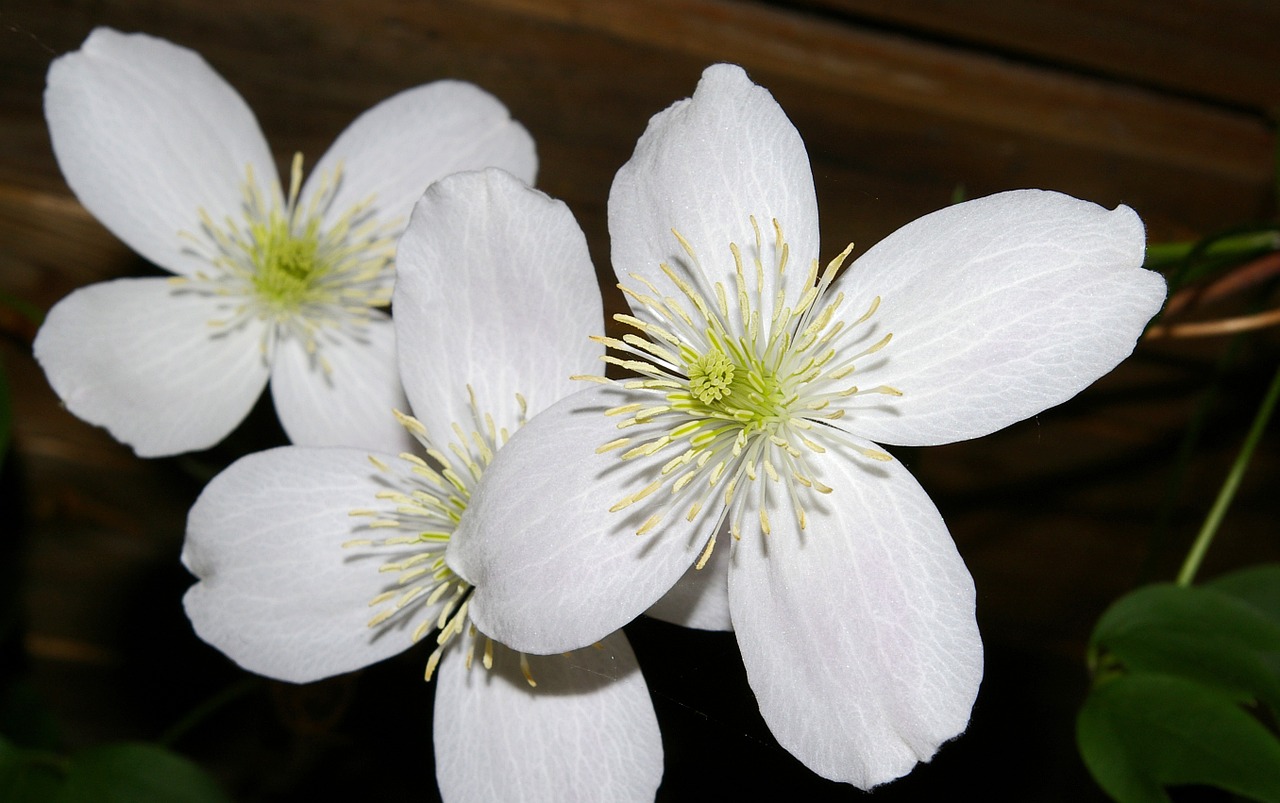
xmin=1176 ymin=363 xmax=1280 ymax=586
xmin=1145 ymin=228 xmax=1280 ymax=270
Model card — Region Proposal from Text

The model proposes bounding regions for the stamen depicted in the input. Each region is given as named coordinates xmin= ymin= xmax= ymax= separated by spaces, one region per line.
xmin=179 ymin=154 xmax=399 ymax=370
xmin=600 ymin=218 xmax=903 ymax=540
xmin=344 ymin=392 xmax=537 ymax=686
xmin=695 ymin=530 xmax=718 ymax=570
xmin=597 ymin=437 xmax=632 ymax=453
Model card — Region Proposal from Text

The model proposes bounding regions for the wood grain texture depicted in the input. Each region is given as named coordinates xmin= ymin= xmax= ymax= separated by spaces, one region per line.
xmin=789 ymin=0 xmax=1280 ymax=112
xmin=476 ymin=0 xmax=1272 ymax=179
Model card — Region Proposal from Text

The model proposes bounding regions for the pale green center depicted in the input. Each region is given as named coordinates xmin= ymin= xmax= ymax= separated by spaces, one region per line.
xmin=178 ymin=152 xmax=400 ymax=365
xmin=687 ymin=348 xmax=735 ymax=404
xmin=248 ymin=215 xmax=327 ymax=313
xmin=592 ymin=217 xmax=901 ymax=564
xmin=680 ymin=341 xmax=789 ymax=430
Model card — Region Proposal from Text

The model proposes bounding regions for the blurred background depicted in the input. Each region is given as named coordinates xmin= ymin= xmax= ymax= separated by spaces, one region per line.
xmin=1 ymin=1 xmax=1278 ymax=799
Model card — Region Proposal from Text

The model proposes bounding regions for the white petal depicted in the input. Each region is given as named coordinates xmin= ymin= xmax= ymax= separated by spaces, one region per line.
xmin=833 ymin=190 xmax=1165 ymax=446
xmin=644 ymin=521 xmax=732 ymax=631
xmin=608 ymin=63 xmax=818 ymax=330
xmin=268 ymin=313 xmax=415 ymax=453
xmin=394 ymin=169 xmax=601 ymax=439
xmin=44 ymin=27 xmax=276 ymax=278
xmin=728 ymin=442 xmax=982 ymax=788
xmin=32 ymin=278 xmax=269 ymax=457
xmin=449 ymin=385 xmax=713 ymax=654
xmin=433 ymin=631 xmax=662 ymax=802
xmin=182 ymin=447 xmax=435 ymax=683
xmin=303 ymin=82 xmax=537 ymax=235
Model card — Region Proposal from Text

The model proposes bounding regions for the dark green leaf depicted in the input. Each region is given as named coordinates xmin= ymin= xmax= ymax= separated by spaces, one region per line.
xmin=1210 ymin=565 xmax=1280 ymax=628
xmin=1078 ymin=673 xmax=1280 ymax=803
xmin=57 ymin=743 xmax=229 ymax=803
xmin=1209 ymin=566 xmax=1280 ymax=685
xmin=0 ymin=739 xmax=67 ymax=803
xmin=1091 ymin=583 xmax=1280 ymax=711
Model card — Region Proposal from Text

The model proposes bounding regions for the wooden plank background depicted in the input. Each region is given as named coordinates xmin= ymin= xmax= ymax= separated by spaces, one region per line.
xmin=2 ymin=1 xmax=1277 ymax=800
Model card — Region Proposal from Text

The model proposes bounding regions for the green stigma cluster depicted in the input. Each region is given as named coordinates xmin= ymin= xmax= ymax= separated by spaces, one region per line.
xmin=179 ymin=152 xmax=400 ymax=364
xmin=595 ymin=218 xmax=899 ymax=552
xmin=686 ymin=348 xmax=735 ymax=404
xmin=248 ymin=215 xmax=326 ymax=313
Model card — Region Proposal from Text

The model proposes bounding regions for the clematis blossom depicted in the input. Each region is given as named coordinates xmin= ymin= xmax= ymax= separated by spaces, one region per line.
xmin=181 ymin=169 xmax=662 ymax=801
xmin=446 ymin=64 xmax=1167 ymax=788
xmin=35 ymin=27 xmax=536 ymax=456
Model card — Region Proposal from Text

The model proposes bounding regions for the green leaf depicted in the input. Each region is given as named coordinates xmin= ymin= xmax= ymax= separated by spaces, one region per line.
xmin=0 ymin=740 xmax=230 ymax=803
xmin=0 ymin=739 xmax=67 ymax=803
xmin=1210 ymin=565 xmax=1280 ymax=628
xmin=1091 ymin=583 xmax=1280 ymax=712
xmin=1209 ymin=565 xmax=1280 ymax=684
xmin=57 ymin=743 xmax=229 ymax=803
xmin=1078 ymin=673 xmax=1280 ymax=803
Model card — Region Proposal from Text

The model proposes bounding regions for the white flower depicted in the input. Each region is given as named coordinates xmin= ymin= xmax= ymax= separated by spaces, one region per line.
xmin=181 ymin=169 xmax=661 ymax=801
xmin=34 ymin=28 xmax=536 ymax=456
xmin=445 ymin=64 xmax=1168 ymax=788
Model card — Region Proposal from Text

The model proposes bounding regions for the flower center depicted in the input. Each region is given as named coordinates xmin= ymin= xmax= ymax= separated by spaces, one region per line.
xmin=581 ymin=217 xmax=901 ymax=566
xmin=343 ymin=390 xmax=539 ymax=686
xmin=686 ymin=348 xmax=735 ymax=404
xmin=248 ymin=214 xmax=324 ymax=312
xmin=176 ymin=152 xmax=401 ymax=369
xmin=681 ymin=339 xmax=791 ymax=426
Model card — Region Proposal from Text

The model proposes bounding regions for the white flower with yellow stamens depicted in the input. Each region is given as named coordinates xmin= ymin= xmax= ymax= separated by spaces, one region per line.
xmin=182 ymin=169 xmax=662 ymax=801
xmin=446 ymin=64 xmax=1167 ymax=788
xmin=34 ymin=28 xmax=536 ymax=456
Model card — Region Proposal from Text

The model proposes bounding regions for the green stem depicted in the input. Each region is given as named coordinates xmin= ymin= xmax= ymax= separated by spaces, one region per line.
xmin=1176 ymin=363 xmax=1280 ymax=586
xmin=1143 ymin=336 xmax=1243 ymax=579
xmin=1145 ymin=229 xmax=1280 ymax=270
